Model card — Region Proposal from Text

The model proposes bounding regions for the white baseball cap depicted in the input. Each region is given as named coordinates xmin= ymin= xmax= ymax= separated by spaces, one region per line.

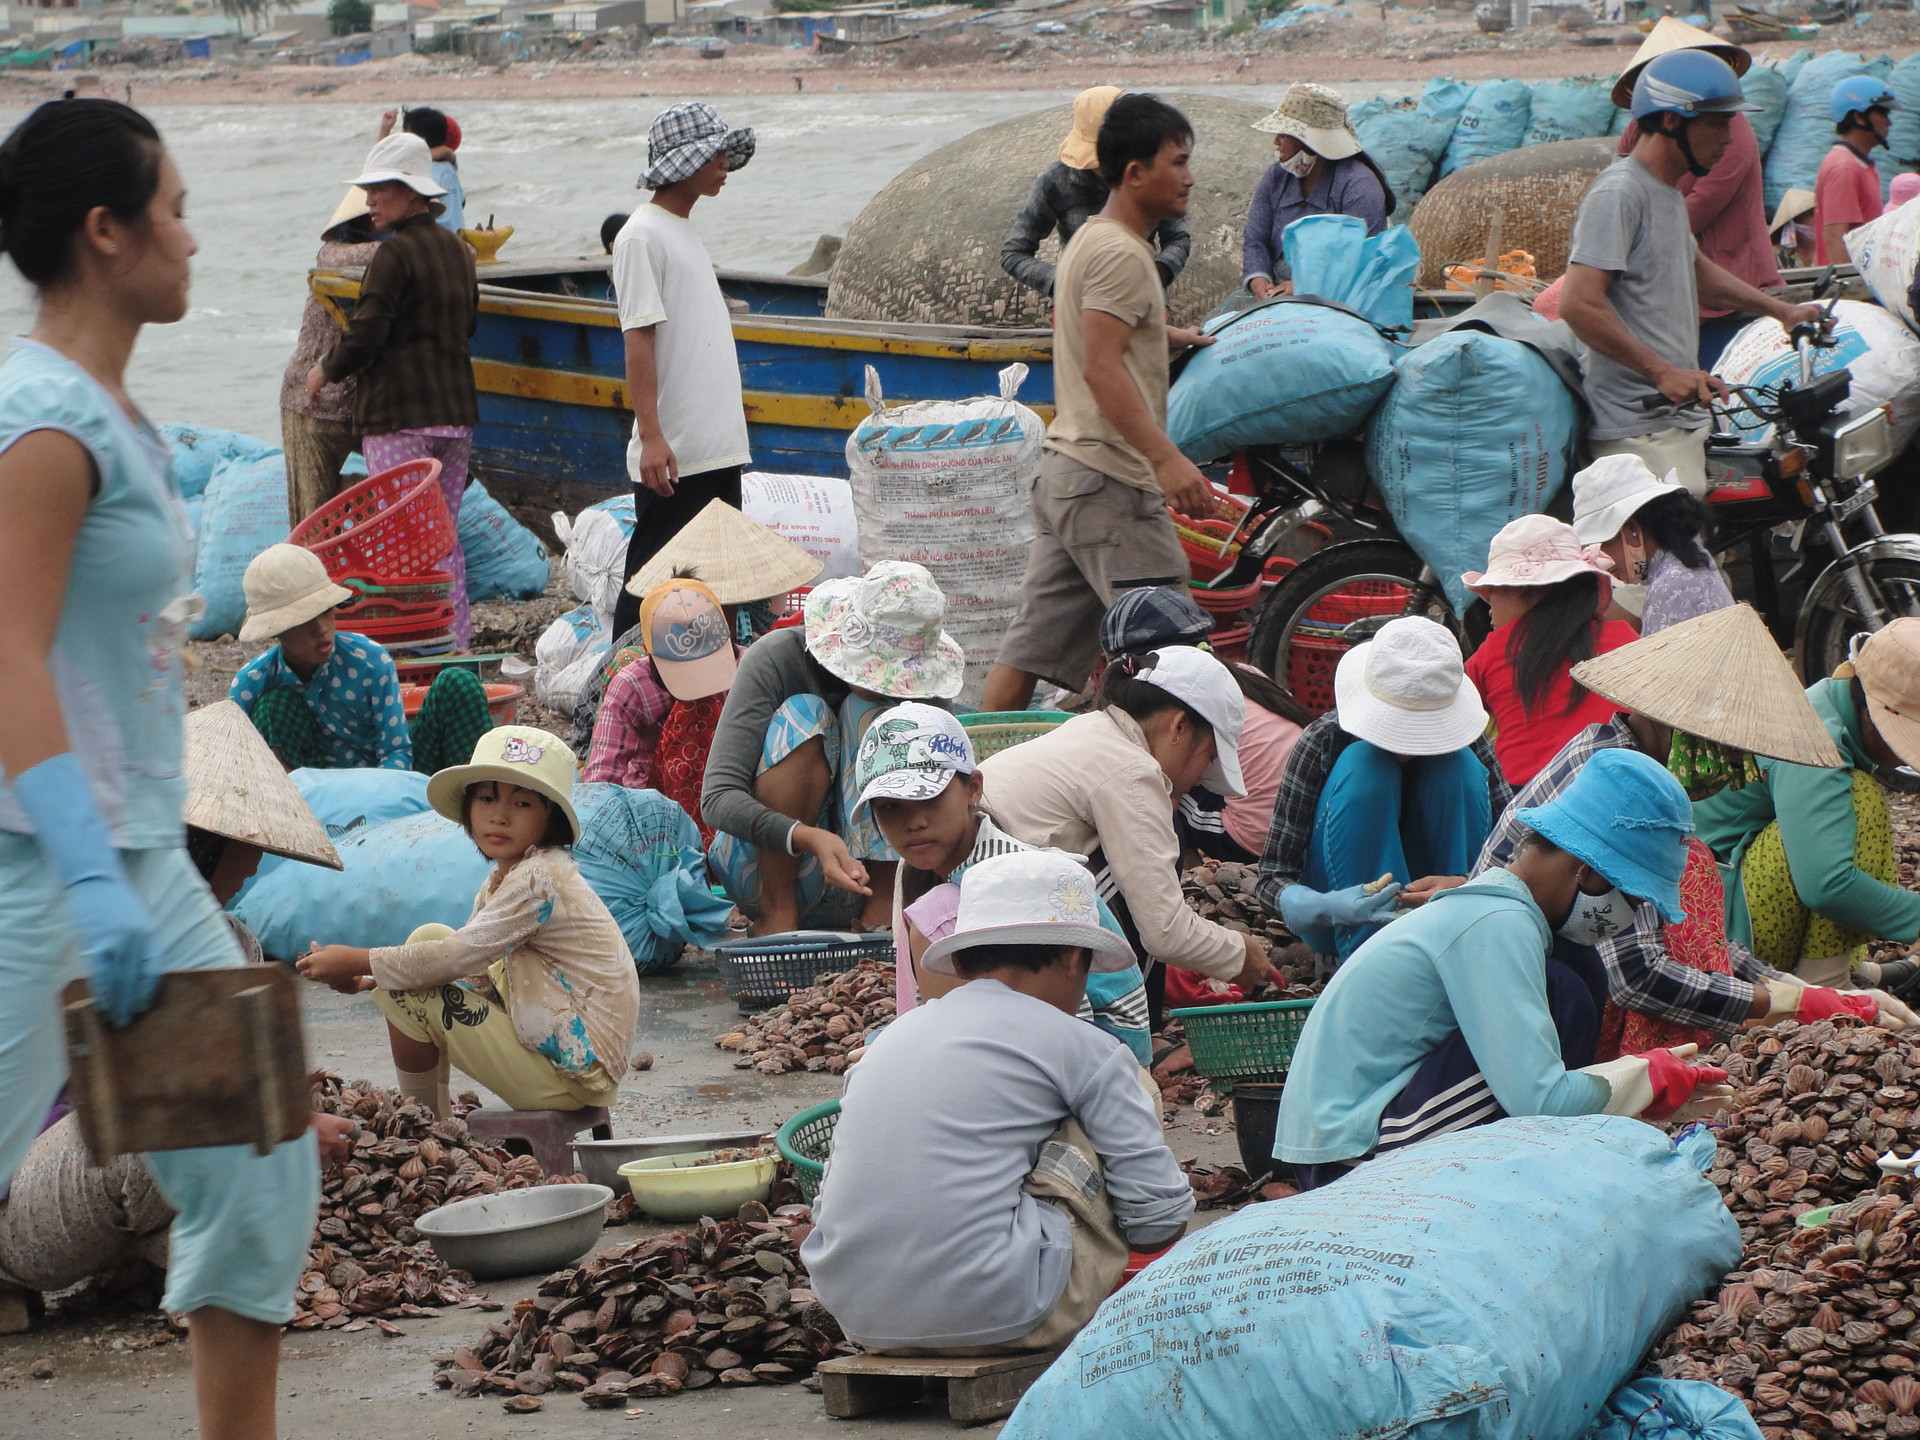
xmin=920 ymin=850 xmax=1139 ymax=977
xmin=1571 ymin=454 xmax=1690 ymax=546
xmin=1332 ymin=617 xmax=1487 ymax=757
xmin=851 ymin=702 xmax=976 ymax=820
xmin=1131 ymin=646 xmax=1247 ymax=798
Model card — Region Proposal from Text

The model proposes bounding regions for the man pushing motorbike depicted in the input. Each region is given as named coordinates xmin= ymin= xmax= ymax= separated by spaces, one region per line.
xmin=1561 ymin=49 xmax=1829 ymax=497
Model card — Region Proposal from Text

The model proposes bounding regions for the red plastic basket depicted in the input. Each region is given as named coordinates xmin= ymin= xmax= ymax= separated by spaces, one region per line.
xmin=1211 ymin=623 xmax=1251 ymax=665
xmin=348 ymin=607 xmax=456 ymax=639
xmin=1191 ymin=579 xmax=1261 ymax=621
xmin=289 ymin=460 xmax=453 ymax=581
xmin=400 ymin=681 xmax=523 ymax=724
xmin=338 ymin=570 xmax=454 ymax=606
xmin=339 ymin=593 xmax=455 ymax=626
xmin=770 ymin=586 xmax=813 ymax=632
xmin=1286 ymin=580 xmax=1419 ymax=716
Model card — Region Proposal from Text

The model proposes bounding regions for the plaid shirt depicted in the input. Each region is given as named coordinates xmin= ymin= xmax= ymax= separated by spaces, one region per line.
xmin=320 ymin=211 xmax=478 ymax=435
xmin=1474 ymin=716 xmax=1786 ymax=1039
xmin=582 ymin=653 xmax=676 ymax=788
xmin=1255 ymin=713 xmax=1510 ymax=915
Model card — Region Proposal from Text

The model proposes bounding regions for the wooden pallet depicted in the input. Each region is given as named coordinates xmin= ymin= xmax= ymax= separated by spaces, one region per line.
xmin=815 ymin=1350 xmax=1062 ymax=1424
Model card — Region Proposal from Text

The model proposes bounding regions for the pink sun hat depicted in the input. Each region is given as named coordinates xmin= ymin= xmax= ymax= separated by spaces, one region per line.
xmin=1462 ymin=514 xmax=1616 ymax=614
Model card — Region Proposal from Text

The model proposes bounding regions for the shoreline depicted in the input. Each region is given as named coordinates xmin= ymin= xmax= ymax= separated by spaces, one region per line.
xmin=6 ymin=20 xmax=1917 ymax=107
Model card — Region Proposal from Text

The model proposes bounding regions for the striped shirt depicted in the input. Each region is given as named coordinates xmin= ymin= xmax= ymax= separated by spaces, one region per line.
xmin=319 ymin=210 xmax=478 ymax=435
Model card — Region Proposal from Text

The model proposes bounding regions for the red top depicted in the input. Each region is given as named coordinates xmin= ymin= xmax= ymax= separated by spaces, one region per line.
xmin=1616 ymin=117 xmax=1780 ymax=317
xmin=1465 ymin=619 xmax=1640 ymax=789
xmin=1814 ymin=142 xmax=1883 ymax=265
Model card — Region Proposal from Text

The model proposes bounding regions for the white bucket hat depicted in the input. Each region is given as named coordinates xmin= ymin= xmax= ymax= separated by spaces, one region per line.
xmin=1251 ymin=82 xmax=1361 ymax=161
xmin=920 ymin=850 xmax=1139 ymax=977
xmin=240 ymin=544 xmax=354 ymax=644
xmin=1128 ymin=645 xmax=1247 ymax=798
xmin=1570 ymin=455 xmax=1690 ymax=547
xmin=1332 ymin=616 xmax=1488 ymax=756
xmin=803 ymin=561 xmax=965 ymax=701
xmin=345 ymin=133 xmax=447 ymax=198
xmin=1462 ymin=514 xmax=1615 ymax=614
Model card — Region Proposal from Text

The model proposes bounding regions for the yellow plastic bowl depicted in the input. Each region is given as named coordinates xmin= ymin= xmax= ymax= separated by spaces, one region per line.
xmin=617 ymin=1151 xmax=776 ymax=1221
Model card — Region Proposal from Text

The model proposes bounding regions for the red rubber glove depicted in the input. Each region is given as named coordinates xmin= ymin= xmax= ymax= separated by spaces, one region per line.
xmin=1794 ymin=987 xmax=1880 ymax=1024
xmin=1112 ymin=1239 xmax=1179 ymax=1294
xmin=1637 ymin=1047 xmax=1732 ymax=1122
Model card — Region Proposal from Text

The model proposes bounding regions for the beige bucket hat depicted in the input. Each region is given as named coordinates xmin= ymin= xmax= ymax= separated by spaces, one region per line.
xmin=183 ymin=701 xmax=343 ymax=869
xmin=1611 ymin=17 xmax=1750 ymax=109
xmin=1060 ymin=85 xmax=1124 ymax=171
xmin=1769 ymin=187 xmax=1816 ymax=236
xmin=240 ymin=544 xmax=353 ymax=644
xmin=623 ymin=498 xmax=825 ymax=605
xmin=1569 ymin=604 xmax=1843 ymax=768
xmin=1251 ymin=82 xmax=1361 ymax=161
xmin=427 ymin=726 xmax=582 ymax=845
xmin=1851 ymin=619 xmax=1920 ymax=771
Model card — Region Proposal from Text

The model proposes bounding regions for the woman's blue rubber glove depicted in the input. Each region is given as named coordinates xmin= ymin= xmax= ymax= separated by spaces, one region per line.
xmin=12 ymin=752 xmax=165 ymax=1027
xmin=1278 ymin=880 xmax=1404 ymax=939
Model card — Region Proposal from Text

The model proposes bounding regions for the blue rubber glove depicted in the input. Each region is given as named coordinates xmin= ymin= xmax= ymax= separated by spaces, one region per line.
xmin=12 ymin=752 xmax=165 ymax=1027
xmin=1277 ymin=881 xmax=1404 ymax=938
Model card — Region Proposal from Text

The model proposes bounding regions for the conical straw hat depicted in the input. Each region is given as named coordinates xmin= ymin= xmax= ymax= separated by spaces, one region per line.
xmin=183 ymin=701 xmax=344 ymax=869
xmin=1612 ymin=17 xmax=1750 ymax=108
xmin=1569 ymin=604 xmax=1843 ymax=768
xmin=622 ymin=498 xmax=825 ymax=605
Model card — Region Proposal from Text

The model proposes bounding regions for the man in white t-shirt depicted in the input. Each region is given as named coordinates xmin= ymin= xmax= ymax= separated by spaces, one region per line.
xmin=608 ymin=102 xmax=755 ymax=640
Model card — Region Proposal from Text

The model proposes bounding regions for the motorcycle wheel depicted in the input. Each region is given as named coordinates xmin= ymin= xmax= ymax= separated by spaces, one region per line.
xmin=1797 ymin=557 xmax=1920 ymax=685
xmin=1248 ymin=540 xmax=1459 ymax=717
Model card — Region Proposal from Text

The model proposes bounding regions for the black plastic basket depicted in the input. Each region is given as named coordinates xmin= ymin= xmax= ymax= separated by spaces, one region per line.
xmin=712 ymin=930 xmax=895 ymax=1013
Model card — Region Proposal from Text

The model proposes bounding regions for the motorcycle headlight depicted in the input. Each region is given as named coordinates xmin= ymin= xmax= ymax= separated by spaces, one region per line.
xmin=1832 ymin=407 xmax=1895 ymax=478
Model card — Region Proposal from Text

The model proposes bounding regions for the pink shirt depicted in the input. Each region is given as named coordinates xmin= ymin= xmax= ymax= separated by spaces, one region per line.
xmin=1814 ymin=142 xmax=1882 ymax=265
xmin=1222 ymin=702 xmax=1302 ymax=855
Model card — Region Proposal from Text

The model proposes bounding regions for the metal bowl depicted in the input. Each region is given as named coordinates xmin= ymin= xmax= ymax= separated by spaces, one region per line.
xmin=571 ymin=1130 xmax=770 ymax=1191
xmin=415 ymin=1183 xmax=612 ymax=1280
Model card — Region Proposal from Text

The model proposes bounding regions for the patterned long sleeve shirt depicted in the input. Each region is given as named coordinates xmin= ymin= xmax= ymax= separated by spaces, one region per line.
xmin=1474 ymin=717 xmax=1788 ymax=1038
xmin=1255 ymin=713 xmax=1510 ymax=915
xmin=370 ymin=846 xmax=640 ymax=1082
xmin=581 ymin=653 xmax=675 ymax=787
xmin=228 ymin=630 xmax=412 ymax=770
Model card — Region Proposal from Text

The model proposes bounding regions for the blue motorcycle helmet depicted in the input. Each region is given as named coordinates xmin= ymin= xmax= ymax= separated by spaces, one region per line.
xmin=1629 ymin=50 xmax=1760 ymax=177
xmin=1830 ymin=75 xmax=1898 ymax=128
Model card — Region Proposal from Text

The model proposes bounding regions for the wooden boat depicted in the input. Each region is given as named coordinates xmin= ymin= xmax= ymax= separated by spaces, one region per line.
xmin=308 ymin=256 xmax=1489 ymax=517
xmin=308 ymin=257 xmax=1053 ymax=516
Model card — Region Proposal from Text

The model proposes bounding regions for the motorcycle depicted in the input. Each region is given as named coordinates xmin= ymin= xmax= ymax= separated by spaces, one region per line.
xmin=1204 ymin=298 xmax=1918 ymax=708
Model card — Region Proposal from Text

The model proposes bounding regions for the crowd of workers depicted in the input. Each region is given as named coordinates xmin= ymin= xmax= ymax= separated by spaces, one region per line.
xmin=5 ymin=38 xmax=1920 ymax=1432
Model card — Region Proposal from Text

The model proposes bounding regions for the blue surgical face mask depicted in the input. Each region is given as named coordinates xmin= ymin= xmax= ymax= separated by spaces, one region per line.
xmin=1558 ymin=883 xmax=1634 ymax=946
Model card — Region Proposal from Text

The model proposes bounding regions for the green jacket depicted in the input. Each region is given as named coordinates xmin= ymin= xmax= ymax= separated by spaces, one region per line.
xmin=1692 ymin=677 xmax=1920 ymax=948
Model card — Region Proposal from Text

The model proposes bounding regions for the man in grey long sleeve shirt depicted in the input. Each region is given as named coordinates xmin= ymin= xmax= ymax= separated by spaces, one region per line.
xmin=800 ymin=851 xmax=1192 ymax=1352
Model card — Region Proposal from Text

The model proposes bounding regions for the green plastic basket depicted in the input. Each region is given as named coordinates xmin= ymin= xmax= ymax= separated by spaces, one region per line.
xmin=958 ymin=710 xmax=1069 ymax=760
xmin=775 ymin=1099 xmax=841 ymax=1204
xmin=1169 ymin=999 xmax=1315 ymax=1083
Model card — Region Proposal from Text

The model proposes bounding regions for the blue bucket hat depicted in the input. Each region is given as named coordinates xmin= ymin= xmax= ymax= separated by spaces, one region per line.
xmin=1100 ymin=586 xmax=1213 ymax=660
xmin=1515 ymin=748 xmax=1692 ymax=924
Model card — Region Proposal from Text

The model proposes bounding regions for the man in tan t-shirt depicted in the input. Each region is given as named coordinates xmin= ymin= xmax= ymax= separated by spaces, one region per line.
xmin=981 ymin=94 xmax=1218 ymax=712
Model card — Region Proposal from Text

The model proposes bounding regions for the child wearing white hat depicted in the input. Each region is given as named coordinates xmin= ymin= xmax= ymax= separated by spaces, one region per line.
xmin=297 ymin=726 xmax=639 ymax=1118
xmin=800 ymin=850 xmax=1192 ymax=1355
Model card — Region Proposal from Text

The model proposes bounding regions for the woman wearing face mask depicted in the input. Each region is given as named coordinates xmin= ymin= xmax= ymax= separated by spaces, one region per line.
xmin=1571 ymin=455 xmax=1731 ymax=635
xmin=980 ymin=647 xmax=1278 ymax=1031
xmin=1242 ymin=83 xmax=1393 ymax=301
xmin=1275 ymin=749 xmax=1733 ymax=1192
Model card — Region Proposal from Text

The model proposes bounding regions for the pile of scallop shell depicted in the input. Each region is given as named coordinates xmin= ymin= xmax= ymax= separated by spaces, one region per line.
xmin=1181 ymin=862 xmax=1321 ymax=995
xmin=1650 ymin=1019 xmax=1920 ymax=1437
xmin=714 ymin=960 xmax=895 ymax=1076
xmin=436 ymin=1204 xmax=847 ymax=1408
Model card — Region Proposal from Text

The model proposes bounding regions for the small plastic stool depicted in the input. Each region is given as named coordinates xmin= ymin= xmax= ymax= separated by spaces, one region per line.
xmin=462 ymin=1106 xmax=612 ymax=1179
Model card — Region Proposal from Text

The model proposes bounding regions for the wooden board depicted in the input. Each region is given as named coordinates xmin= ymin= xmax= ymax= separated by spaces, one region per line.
xmin=63 ymin=966 xmax=310 ymax=1161
xmin=816 ymin=1350 xmax=1061 ymax=1424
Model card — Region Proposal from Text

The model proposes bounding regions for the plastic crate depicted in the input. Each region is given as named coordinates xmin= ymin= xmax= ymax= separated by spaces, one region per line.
xmin=1169 ymin=999 xmax=1315 ymax=1083
xmin=289 ymin=459 xmax=453 ymax=581
xmin=711 ymin=931 xmax=895 ymax=1013
xmin=958 ymin=711 xmax=1069 ymax=760
xmin=775 ymin=1100 xmax=840 ymax=1204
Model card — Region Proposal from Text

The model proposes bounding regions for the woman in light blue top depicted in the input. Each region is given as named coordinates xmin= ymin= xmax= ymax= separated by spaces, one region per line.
xmin=0 ymin=100 xmax=321 ymax=1440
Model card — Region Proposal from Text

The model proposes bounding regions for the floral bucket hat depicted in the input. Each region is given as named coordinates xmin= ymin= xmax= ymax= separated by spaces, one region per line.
xmin=1462 ymin=513 xmax=1616 ymax=615
xmin=802 ymin=561 xmax=965 ymax=701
